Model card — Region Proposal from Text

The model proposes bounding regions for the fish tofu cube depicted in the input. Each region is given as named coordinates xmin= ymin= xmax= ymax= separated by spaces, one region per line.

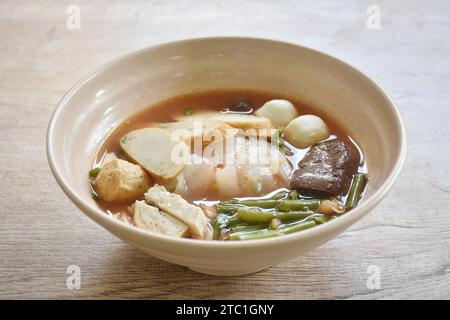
xmin=93 ymin=159 xmax=151 ymax=202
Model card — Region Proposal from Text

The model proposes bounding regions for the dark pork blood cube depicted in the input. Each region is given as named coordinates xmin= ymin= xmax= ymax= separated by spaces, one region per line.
xmin=289 ymin=139 xmax=360 ymax=197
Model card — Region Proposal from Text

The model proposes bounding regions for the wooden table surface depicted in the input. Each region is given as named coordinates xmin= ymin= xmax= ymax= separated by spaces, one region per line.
xmin=1 ymin=0 xmax=449 ymax=299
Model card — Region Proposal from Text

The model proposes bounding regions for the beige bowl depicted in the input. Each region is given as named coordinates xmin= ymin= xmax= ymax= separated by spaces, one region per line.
xmin=47 ymin=37 xmax=406 ymax=276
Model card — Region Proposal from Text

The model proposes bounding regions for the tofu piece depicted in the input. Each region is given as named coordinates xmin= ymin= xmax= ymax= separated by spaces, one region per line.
xmin=92 ymin=159 xmax=151 ymax=202
xmin=132 ymin=200 xmax=188 ymax=238
xmin=175 ymin=112 xmax=274 ymax=132
xmin=158 ymin=119 xmax=236 ymax=145
xmin=145 ymin=185 xmax=212 ymax=239
xmin=120 ymin=128 xmax=188 ymax=179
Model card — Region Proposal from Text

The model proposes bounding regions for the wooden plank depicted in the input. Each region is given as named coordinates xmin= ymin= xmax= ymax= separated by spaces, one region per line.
xmin=0 ymin=0 xmax=449 ymax=299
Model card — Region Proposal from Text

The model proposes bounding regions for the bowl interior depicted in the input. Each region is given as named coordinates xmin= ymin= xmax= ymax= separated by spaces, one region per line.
xmin=48 ymin=38 xmax=404 ymax=241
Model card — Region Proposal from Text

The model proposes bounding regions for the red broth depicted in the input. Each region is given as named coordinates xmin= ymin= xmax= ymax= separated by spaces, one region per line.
xmin=91 ymin=89 xmax=366 ymax=217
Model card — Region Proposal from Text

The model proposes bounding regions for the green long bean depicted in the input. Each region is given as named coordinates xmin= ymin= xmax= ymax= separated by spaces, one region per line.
xmin=221 ymin=199 xmax=281 ymax=209
xmin=228 ymin=220 xmax=317 ymax=241
xmin=235 ymin=208 xmax=314 ymax=223
xmin=230 ymin=224 xmax=267 ymax=233
xmin=269 ymin=191 xmax=289 ymax=200
xmin=219 ymin=198 xmax=322 ymax=212
xmin=216 ymin=203 xmax=240 ymax=214
xmin=279 ymin=219 xmax=317 ymax=234
xmin=345 ymin=173 xmax=367 ymax=209
xmin=287 ymin=190 xmax=299 ymax=200
xmin=276 ymin=199 xmax=321 ymax=212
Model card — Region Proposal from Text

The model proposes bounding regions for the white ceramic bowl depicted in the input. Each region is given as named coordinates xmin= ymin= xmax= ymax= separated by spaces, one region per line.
xmin=47 ymin=37 xmax=406 ymax=276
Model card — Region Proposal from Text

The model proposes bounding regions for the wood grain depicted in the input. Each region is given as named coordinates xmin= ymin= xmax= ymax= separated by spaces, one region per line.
xmin=0 ymin=0 xmax=449 ymax=299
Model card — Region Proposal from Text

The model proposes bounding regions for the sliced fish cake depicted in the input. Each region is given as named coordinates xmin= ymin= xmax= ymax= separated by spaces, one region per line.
xmin=145 ymin=185 xmax=212 ymax=239
xmin=132 ymin=200 xmax=188 ymax=238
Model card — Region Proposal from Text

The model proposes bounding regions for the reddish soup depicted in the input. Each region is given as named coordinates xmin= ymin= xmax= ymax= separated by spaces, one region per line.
xmin=90 ymin=89 xmax=367 ymax=241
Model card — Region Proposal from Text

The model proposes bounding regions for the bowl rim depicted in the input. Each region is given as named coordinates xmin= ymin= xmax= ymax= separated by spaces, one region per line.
xmin=46 ymin=36 xmax=407 ymax=249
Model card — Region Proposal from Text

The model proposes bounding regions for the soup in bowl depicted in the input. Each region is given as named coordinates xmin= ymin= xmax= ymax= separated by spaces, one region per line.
xmin=47 ymin=37 xmax=406 ymax=275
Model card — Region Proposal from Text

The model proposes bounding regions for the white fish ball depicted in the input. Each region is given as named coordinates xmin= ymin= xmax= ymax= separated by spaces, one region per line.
xmin=255 ymin=99 xmax=298 ymax=127
xmin=284 ymin=115 xmax=329 ymax=149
